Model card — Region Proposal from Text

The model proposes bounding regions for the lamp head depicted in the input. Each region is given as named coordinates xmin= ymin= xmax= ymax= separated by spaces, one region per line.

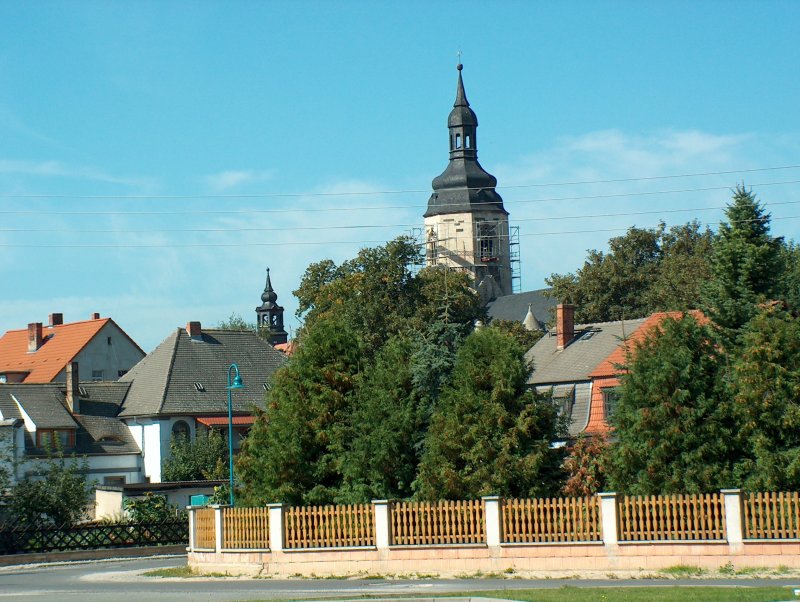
xmin=229 ymin=374 xmax=244 ymax=390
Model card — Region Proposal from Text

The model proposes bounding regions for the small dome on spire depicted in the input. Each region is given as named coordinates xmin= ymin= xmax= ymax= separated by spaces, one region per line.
xmin=449 ymin=64 xmax=477 ymax=128
xmin=261 ymin=268 xmax=278 ymax=304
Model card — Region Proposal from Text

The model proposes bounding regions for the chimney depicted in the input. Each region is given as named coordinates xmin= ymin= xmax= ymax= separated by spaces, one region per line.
xmin=187 ymin=321 xmax=202 ymax=341
xmin=65 ymin=361 xmax=80 ymax=414
xmin=49 ymin=313 xmax=63 ymax=327
xmin=90 ymin=312 xmax=100 ymax=320
xmin=27 ymin=322 xmax=43 ymax=352
xmin=556 ymin=304 xmax=575 ymax=351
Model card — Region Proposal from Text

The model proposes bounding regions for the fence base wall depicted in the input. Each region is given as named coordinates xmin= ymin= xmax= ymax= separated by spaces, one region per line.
xmin=189 ymin=541 xmax=800 ymax=577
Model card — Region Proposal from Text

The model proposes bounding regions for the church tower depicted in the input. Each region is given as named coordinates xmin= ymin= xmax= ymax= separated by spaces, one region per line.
xmin=424 ymin=63 xmax=512 ymax=303
xmin=255 ymin=268 xmax=288 ymax=345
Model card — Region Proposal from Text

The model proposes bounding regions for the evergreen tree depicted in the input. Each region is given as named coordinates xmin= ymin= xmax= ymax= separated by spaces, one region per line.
xmin=702 ymin=186 xmax=784 ymax=345
xmin=338 ymin=322 xmax=469 ymax=503
xmin=236 ymin=316 xmax=363 ymax=505
xmin=729 ymin=306 xmax=800 ymax=491
xmin=606 ymin=314 xmax=736 ymax=494
xmin=414 ymin=327 xmax=564 ymax=500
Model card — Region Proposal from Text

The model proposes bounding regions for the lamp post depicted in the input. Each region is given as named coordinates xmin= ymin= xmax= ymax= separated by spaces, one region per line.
xmin=226 ymin=363 xmax=244 ymax=506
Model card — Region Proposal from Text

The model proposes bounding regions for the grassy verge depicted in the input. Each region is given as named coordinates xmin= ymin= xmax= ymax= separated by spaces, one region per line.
xmin=143 ymin=566 xmax=231 ymax=578
xmin=465 ymin=586 xmax=797 ymax=601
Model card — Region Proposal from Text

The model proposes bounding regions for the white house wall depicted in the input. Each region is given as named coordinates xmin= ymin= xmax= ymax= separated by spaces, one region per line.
xmin=53 ymin=322 xmax=144 ymax=382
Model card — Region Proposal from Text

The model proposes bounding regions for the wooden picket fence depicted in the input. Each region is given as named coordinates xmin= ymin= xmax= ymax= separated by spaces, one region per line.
xmin=743 ymin=491 xmax=800 ymax=539
xmin=618 ymin=493 xmax=725 ymax=541
xmin=222 ymin=507 xmax=270 ymax=549
xmin=283 ymin=504 xmax=374 ymax=549
xmin=391 ymin=500 xmax=484 ymax=545
xmin=503 ymin=496 xmax=601 ymax=543
xmin=194 ymin=507 xmax=216 ymax=549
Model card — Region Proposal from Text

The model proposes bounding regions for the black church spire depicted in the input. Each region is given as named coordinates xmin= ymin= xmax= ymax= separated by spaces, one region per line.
xmin=255 ymin=268 xmax=288 ymax=345
xmin=424 ymin=64 xmax=507 ymax=218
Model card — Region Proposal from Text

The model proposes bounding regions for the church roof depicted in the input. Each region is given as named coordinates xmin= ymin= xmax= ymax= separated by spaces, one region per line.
xmin=425 ymin=64 xmax=507 ymax=218
xmin=487 ymin=288 xmax=558 ymax=328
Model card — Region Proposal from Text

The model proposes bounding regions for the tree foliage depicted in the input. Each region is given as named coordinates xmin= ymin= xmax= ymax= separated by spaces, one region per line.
xmin=606 ymin=314 xmax=738 ymax=494
xmin=701 ymin=186 xmax=785 ymax=345
xmin=294 ymin=236 xmax=483 ymax=354
xmin=162 ymin=429 xmax=229 ymax=482
xmin=123 ymin=492 xmax=186 ymax=522
xmin=561 ymin=434 xmax=609 ymax=497
xmin=8 ymin=453 xmax=91 ymax=526
xmin=414 ymin=327 xmax=565 ymax=500
xmin=729 ymin=307 xmax=800 ymax=491
xmin=546 ymin=221 xmax=713 ymax=323
xmin=236 ymin=315 xmax=363 ymax=506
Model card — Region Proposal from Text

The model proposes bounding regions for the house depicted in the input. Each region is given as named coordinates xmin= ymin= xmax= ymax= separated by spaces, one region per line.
xmin=0 ymin=366 xmax=142 ymax=487
xmin=0 ymin=313 xmax=145 ymax=384
xmin=526 ymin=304 xmax=648 ymax=437
xmin=117 ymin=321 xmax=288 ymax=483
xmin=1 ymin=320 xmax=288 ymax=488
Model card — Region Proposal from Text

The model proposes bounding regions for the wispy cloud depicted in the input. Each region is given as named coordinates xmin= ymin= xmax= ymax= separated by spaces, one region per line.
xmin=0 ymin=159 xmax=157 ymax=189
xmin=203 ymin=169 xmax=277 ymax=192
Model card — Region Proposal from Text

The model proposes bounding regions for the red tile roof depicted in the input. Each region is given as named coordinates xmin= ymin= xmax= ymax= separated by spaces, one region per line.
xmin=195 ymin=416 xmax=255 ymax=427
xmin=0 ymin=318 xmax=111 ymax=382
xmin=589 ymin=310 xmax=705 ymax=378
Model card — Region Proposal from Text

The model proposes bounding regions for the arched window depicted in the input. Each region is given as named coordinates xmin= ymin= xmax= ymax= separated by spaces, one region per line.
xmin=455 ymin=133 xmax=462 ymax=149
xmin=172 ymin=420 xmax=190 ymax=440
xmin=465 ymin=134 xmax=471 ymax=148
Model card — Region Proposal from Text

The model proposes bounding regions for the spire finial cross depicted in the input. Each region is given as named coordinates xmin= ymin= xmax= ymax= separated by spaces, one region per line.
xmin=457 ymin=50 xmax=462 ymax=66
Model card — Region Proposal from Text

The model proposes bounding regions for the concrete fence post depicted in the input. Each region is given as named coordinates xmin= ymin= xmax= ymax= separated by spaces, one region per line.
xmin=722 ymin=488 xmax=744 ymax=553
xmin=267 ymin=503 xmax=284 ymax=552
xmin=598 ymin=492 xmax=619 ymax=547
xmin=187 ymin=506 xmax=196 ymax=551
xmin=482 ymin=496 xmax=502 ymax=547
xmin=373 ymin=500 xmax=391 ymax=549
xmin=212 ymin=504 xmax=227 ymax=552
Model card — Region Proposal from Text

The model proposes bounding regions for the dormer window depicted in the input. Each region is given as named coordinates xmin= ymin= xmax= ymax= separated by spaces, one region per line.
xmin=36 ymin=429 xmax=75 ymax=450
xmin=193 ymin=382 xmax=205 ymax=392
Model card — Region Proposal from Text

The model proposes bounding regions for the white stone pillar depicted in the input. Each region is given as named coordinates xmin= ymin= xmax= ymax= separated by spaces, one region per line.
xmin=722 ymin=489 xmax=744 ymax=552
xmin=372 ymin=500 xmax=391 ymax=549
xmin=482 ymin=496 xmax=502 ymax=547
xmin=598 ymin=492 xmax=619 ymax=546
xmin=212 ymin=505 xmax=227 ymax=552
xmin=187 ymin=506 xmax=196 ymax=551
xmin=267 ymin=503 xmax=284 ymax=552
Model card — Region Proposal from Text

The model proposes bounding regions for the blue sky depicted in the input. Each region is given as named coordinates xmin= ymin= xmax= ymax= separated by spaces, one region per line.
xmin=1 ymin=1 xmax=799 ymax=352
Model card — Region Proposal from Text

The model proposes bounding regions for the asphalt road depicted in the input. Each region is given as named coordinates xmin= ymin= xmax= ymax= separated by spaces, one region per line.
xmin=1 ymin=555 xmax=800 ymax=601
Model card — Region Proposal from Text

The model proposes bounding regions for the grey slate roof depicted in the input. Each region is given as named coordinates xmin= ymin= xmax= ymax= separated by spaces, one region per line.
xmin=119 ymin=328 xmax=288 ymax=417
xmin=0 ymin=382 xmax=139 ymax=455
xmin=0 ymin=384 xmax=77 ymax=428
xmin=74 ymin=414 xmax=139 ymax=454
xmin=487 ymin=288 xmax=558 ymax=327
xmin=527 ymin=317 xmax=648 ymax=385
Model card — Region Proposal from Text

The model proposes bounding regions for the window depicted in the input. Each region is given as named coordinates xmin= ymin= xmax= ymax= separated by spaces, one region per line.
xmin=477 ymin=221 xmax=499 ymax=261
xmin=193 ymin=382 xmax=205 ymax=392
xmin=103 ymin=476 xmax=125 ymax=486
xmin=36 ymin=429 xmax=75 ymax=450
xmin=172 ymin=420 xmax=190 ymax=440
xmin=465 ymin=134 xmax=471 ymax=148
xmin=455 ymin=133 xmax=462 ymax=149
xmin=91 ymin=369 xmax=104 ymax=382
xmin=603 ymin=388 xmax=621 ymax=420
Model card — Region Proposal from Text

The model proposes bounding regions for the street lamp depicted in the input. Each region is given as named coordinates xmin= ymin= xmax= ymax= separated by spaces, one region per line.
xmin=226 ymin=363 xmax=244 ymax=506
